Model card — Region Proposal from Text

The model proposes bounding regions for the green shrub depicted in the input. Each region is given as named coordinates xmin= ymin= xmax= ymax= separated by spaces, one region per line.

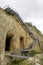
xmin=41 ymin=48 xmax=43 ymax=52
xmin=40 ymin=58 xmax=43 ymax=62
xmin=10 ymin=59 xmax=25 ymax=65
xmin=31 ymin=50 xmax=39 ymax=56
xmin=27 ymin=63 xmax=33 ymax=65
xmin=40 ymin=57 xmax=43 ymax=65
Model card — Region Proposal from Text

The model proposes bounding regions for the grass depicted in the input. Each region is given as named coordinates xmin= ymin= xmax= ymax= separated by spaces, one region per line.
xmin=41 ymin=48 xmax=43 ymax=52
xmin=10 ymin=59 xmax=33 ymax=65
xmin=27 ymin=63 xmax=33 ymax=65
xmin=10 ymin=59 xmax=25 ymax=65
xmin=40 ymin=57 xmax=43 ymax=65
xmin=31 ymin=50 xmax=40 ymax=56
xmin=40 ymin=58 xmax=43 ymax=62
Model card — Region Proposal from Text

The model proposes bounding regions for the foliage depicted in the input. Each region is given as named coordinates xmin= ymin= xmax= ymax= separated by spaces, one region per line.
xmin=40 ymin=57 xmax=43 ymax=65
xmin=10 ymin=59 xmax=25 ymax=65
xmin=40 ymin=58 xmax=43 ymax=62
xmin=31 ymin=50 xmax=39 ymax=56
xmin=27 ymin=63 xmax=33 ymax=65
xmin=10 ymin=60 xmax=33 ymax=65
xmin=41 ymin=48 xmax=43 ymax=52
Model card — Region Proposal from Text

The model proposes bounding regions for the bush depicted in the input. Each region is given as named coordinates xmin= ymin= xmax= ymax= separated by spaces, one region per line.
xmin=10 ymin=59 xmax=25 ymax=65
xmin=31 ymin=50 xmax=39 ymax=56
xmin=41 ymin=48 xmax=43 ymax=52
xmin=27 ymin=63 xmax=33 ymax=65
xmin=40 ymin=57 xmax=43 ymax=65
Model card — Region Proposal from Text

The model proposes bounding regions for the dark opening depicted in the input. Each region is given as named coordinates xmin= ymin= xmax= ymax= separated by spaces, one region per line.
xmin=20 ymin=37 xmax=24 ymax=50
xmin=5 ymin=32 xmax=13 ymax=51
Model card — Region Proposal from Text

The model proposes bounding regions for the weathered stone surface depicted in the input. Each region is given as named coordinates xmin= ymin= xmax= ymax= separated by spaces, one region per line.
xmin=0 ymin=8 xmax=42 ymax=65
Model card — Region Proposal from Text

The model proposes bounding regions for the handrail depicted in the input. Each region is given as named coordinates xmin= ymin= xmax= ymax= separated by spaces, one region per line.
xmin=5 ymin=54 xmax=30 ymax=59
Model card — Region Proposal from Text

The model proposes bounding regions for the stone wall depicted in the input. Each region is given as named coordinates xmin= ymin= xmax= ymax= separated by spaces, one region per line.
xmin=0 ymin=8 xmax=42 ymax=65
xmin=0 ymin=8 xmax=33 ymax=65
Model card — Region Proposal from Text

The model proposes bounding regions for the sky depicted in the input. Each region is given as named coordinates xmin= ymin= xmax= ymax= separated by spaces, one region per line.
xmin=0 ymin=0 xmax=43 ymax=34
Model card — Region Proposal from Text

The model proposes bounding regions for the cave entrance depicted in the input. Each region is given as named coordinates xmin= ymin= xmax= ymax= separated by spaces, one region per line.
xmin=5 ymin=32 xmax=14 ymax=52
xmin=20 ymin=37 xmax=24 ymax=50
